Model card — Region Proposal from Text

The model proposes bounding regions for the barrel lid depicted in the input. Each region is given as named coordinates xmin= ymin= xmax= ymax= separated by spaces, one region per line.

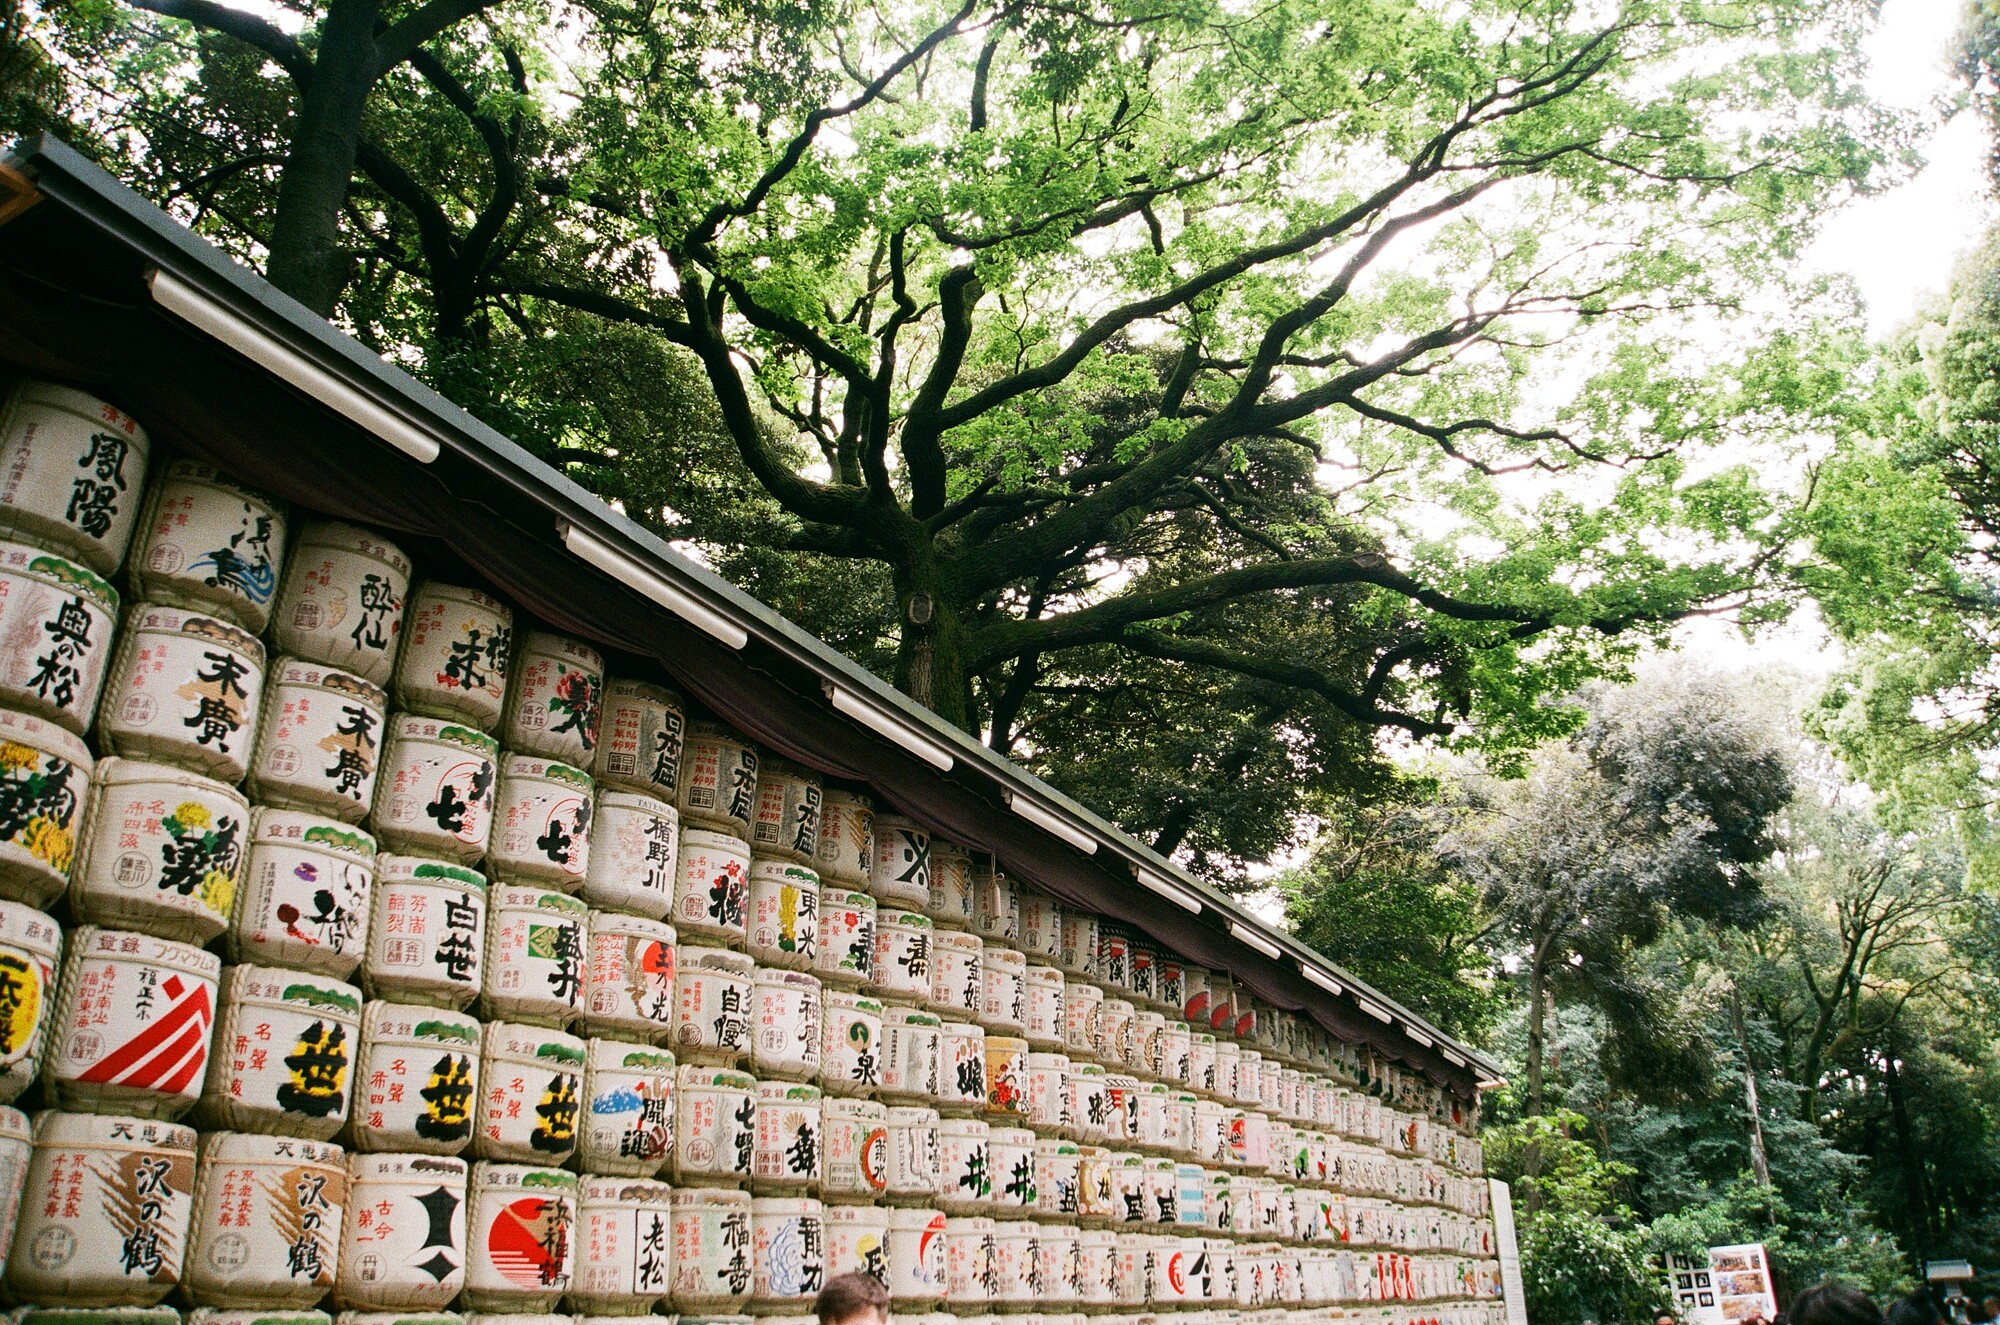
xmin=676 ymin=1063 xmax=756 ymax=1090
xmin=501 ymin=752 xmax=593 ymax=790
xmin=93 ymin=756 xmax=252 ymax=812
xmin=346 ymin=1150 xmax=467 ymax=1179
xmin=755 ymin=1080 xmax=822 ymax=1102
xmin=7 ymin=379 xmax=144 ymax=432
xmin=586 ymin=908 xmax=675 ymax=939
xmin=129 ymin=602 xmax=265 ymax=663
xmin=377 ymin=854 xmax=488 ymax=890
xmin=670 ymin=1184 xmax=751 ymax=1206
xmin=221 ymin=963 xmax=363 ymax=1015
xmin=594 ymin=785 xmax=676 ymax=814
xmin=685 ymin=719 xmax=746 ymax=741
xmin=822 ymin=788 xmax=872 ymax=809
xmin=291 ymin=518 xmax=412 ymax=576
xmin=579 ymin=1174 xmax=673 ymax=1201
xmin=411 ymin=578 xmax=510 ymax=615
xmin=197 ymin=1129 xmax=344 ymax=1164
xmin=681 ymin=825 xmax=750 ymax=850
xmin=588 ymin=1039 xmax=675 ymax=1072
xmin=515 ymin=628 xmax=602 ymax=668
xmin=0 ymin=540 xmax=117 ymax=612
xmin=482 ymin=1020 xmax=587 ymax=1063
xmin=251 ymin=805 xmax=377 ymax=859
xmin=884 ymin=1006 xmax=940 ymax=1026
xmin=32 ymin=1108 xmax=195 ymax=1149
xmin=0 ymin=1103 xmax=28 ymax=1143
xmin=873 ymin=813 xmax=925 ymax=832
xmin=684 ymin=944 xmax=755 ymax=975
xmin=0 ymin=705 xmax=93 ymax=767
xmin=750 ymin=856 xmax=819 ymax=883
xmin=389 ymin=712 xmax=500 ymax=758
xmin=272 ymin=655 xmax=388 ymax=707
xmin=69 ymin=922 xmax=223 ymax=974
xmin=603 ymin=675 xmax=683 ymax=706
xmin=362 ymin=1001 xmax=481 ymax=1040
xmin=493 ymin=885 xmax=587 ymax=916
xmin=484 ymin=1164 xmax=578 ymax=1190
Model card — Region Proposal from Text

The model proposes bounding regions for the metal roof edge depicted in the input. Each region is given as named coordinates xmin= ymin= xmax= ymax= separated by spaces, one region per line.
xmin=5 ymin=132 xmax=1507 ymax=1085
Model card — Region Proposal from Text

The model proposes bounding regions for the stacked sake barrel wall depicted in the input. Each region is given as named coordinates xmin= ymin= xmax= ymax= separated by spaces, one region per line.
xmin=0 ymin=380 xmax=1507 ymax=1325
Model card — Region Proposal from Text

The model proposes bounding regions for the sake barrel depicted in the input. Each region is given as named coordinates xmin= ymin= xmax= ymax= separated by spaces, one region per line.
xmin=677 ymin=723 xmax=758 ymax=839
xmin=100 ymin=604 xmax=264 ymax=783
xmin=1075 ymin=1147 xmax=1114 ymax=1226
xmin=750 ymin=967 xmax=821 ymax=1083
xmin=812 ymin=887 xmax=874 ymax=990
xmin=1034 ymin=1222 xmax=1080 ymax=1307
xmin=969 ymin=866 xmax=1015 ymax=947
xmin=751 ymin=1079 xmax=822 ymax=1193
xmin=672 ymin=944 xmax=753 ymax=1068
xmin=1207 ymin=974 xmax=1237 ymax=1037
xmin=1180 ymin=968 xmax=1211 ymax=1032
xmin=0 ymin=1104 xmax=31 ymax=1276
xmin=671 ymin=1063 xmax=756 ymax=1187
xmin=668 ymin=1185 xmax=752 ymax=1311
xmin=1129 ymin=943 xmax=1159 ymax=1010
xmin=45 ymin=926 xmax=219 ymax=1118
xmin=1204 ymin=1171 xmax=1234 ymax=1235
xmin=330 ymin=1151 xmax=468 ymax=1309
xmin=582 ymin=788 xmax=678 ymax=922
xmin=936 ymin=1019 xmax=985 ymax=1116
xmin=1141 ymin=1156 xmax=1180 ymax=1228
xmin=1212 ymin=1043 xmax=1240 ymax=1106
xmin=746 ymin=859 xmax=818 ymax=972
xmin=501 ymin=632 xmax=603 ymax=768
xmin=461 ymin=1162 xmax=576 ymax=1310
xmin=477 ymin=887 xmax=586 ymax=1028
xmin=1168 ymin=1093 xmax=1199 ymax=1160
xmin=1158 ymin=963 xmax=1186 ymax=1023
xmin=70 ymin=758 xmax=248 ymax=944
xmin=671 ymin=829 xmax=750 ymax=948
xmin=942 ymin=1216 xmax=993 ymax=1304
xmin=819 ymin=990 xmax=882 ymax=1099
xmin=867 ymin=816 xmax=929 ymax=911
xmin=1189 ymin=1034 xmax=1217 ymax=1100
xmin=1068 ymin=1063 xmax=1108 ymax=1146
xmin=129 ymin=459 xmax=286 ymax=633
xmin=1033 ymin=1137 xmax=1081 ymax=1221
xmin=195 ymin=964 xmax=362 ymax=1140
xmin=359 ymin=856 xmax=486 ymax=1010
xmin=1188 ymin=1102 xmax=1225 ymax=1168
xmin=1055 ymin=911 xmax=1096 ymax=983
xmin=370 ymin=716 xmax=497 ymax=865
xmin=184 ymin=1130 xmax=346 ymax=1307
xmin=1076 ymin=1229 xmax=1117 ymax=1307
xmin=272 ymin=521 xmax=410 ymax=684
xmin=1096 ymin=929 xmax=1130 ymax=995
xmin=980 ymin=944 xmax=1025 ymax=1037
xmin=582 ymin=911 xmax=677 ymax=1043
xmin=987 ymin=1127 xmax=1036 ymax=1214
xmin=822 ymin=1202 xmax=888 ymax=1283
xmin=1145 ymin=1233 xmax=1187 ymax=1305
xmin=1175 ymin=1164 xmax=1208 ymax=1232
xmin=393 ymin=582 xmax=512 ymax=731
xmin=1014 ymin=893 xmax=1061 ymax=965
xmin=1236 ymin=1051 xmax=1263 ymax=1109
xmin=813 ymin=790 xmax=872 ymax=890
xmin=935 ymin=1117 xmax=990 ymax=1214
xmin=573 ymin=1174 xmax=674 ymax=1313
xmin=0 ymin=900 xmax=60 ymax=1104
xmin=470 ymin=1022 xmax=583 ymax=1164
xmin=1160 ymin=1023 xmax=1192 ymax=1090
xmin=869 ymin=909 xmax=932 ymax=1006
xmin=246 ymin=659 xmax=387 ymax=823
xmin=228 ymin=808 xmax=375 ymax=978
xmin=983 ymin=1036 xmax=1026 ymax=1122
xmin=819 ymin=1096 xmax=886 ymax=1200
xmin=1022 ymin=965 xmax=1064 ymax=1051
xmin=347 ymin=1001 xmax=481 ymax=1155
xmin=488 ymin=756 xmax=592 ymax=890
xmin=0 ymin=541 xmax=118 ymax=735
xmin=1109 ymin=1152 xmax=1146 ymax=1228
xmin=988 ymin=1220 xmax=1037 ymax=1306
xmin=927 ymin=928 xmax=980 ymax=1019
xmin=0 ymin=382 xmax=151 ymax=574
xmin=576 ymin=1039 xmax=675 ymax=1178
xmin=749 ymin=1196 xmax=824 ymax=1311
xmin=923 ymin=841 xmax=973 ymax=931
xmin=879 ymin=1005 xmax=942 ymax=1106
xmin=1023 ymin=1052 xmax=1070 ymax=1136
xmin=1061 ymin=982 xmax=1100 ymax=1063
xmin=6 ymin=1111 xmax=194 ymax=1305
xmin=591 ymin=678 xmax=685 ymax=802
xmin=882 ymin=1105 xmax=941 ymax=1202
xmin=1133 ymin=1013 xmax=1167 ymax=1084
xmin=0 ymin=707 xmax=91 ymax=907
xmin=1095 ymin=1001 xmax=1134 ymax=1075
xmin=884 ymin=1207 xmax=946 ymax=1306
xmin=750 ymin=759 xmax=821 ymax=866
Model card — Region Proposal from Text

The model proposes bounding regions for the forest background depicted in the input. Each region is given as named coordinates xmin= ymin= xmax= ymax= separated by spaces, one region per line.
xmin=11 ymin=0 xmax=2000 ymax=1312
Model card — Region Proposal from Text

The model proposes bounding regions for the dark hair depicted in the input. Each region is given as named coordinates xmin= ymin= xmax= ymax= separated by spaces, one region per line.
xmin=1789 ymin=1283 xmax=1886 ymax=1325
xmin=816 ymin=1270 xmax=891 ymax=1325
xmin=1887 ymin=1291 xmax=1944 ymax=1325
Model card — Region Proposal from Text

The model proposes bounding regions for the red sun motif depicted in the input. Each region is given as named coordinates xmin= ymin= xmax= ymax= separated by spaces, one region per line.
xmin=486 ymin=1196 xmax=565 ymax=1288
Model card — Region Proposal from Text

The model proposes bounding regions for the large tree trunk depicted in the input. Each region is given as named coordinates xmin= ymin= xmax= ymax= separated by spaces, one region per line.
xmin=1883 ymin=1040 xmax=1934 ymax=1261
xmin=265 ymin=0 xmax=380 ymax=314
xmin=893 ymin=551 xmax=971 ymax=730
xmin=1525 ymin=938 xmax=1548 ymax=1118
xmin=1731 ymin=989 xmax=1773 ymax=1188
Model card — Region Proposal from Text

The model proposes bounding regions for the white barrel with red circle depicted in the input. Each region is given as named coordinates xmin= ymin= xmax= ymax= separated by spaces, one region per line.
xmin=885 ymin=1206 xmax=946 ymax=1306
xmin=185 ymin=1129 xmax=346 ymax=1307
xmin=194 ymin=964 xmax=360 ymax=1139
xmin=272 ymin=520 xmax=410 ymax=685
xmin=747 ymin=859 xmax=818 ymax=972
xmin=501 ymin=631 xmax=603 ymax=769
xmin=348 ymin=1000 xmax=481 ymax=1155
xmin=677 ymin=723 xmax=758 ymax=839
xmin=0 ymin=382 xmax=150 ymax=574
xmin=393 ymin=582 xmax=512 ymax=732
xmin=819 ymin=1095 xmax=885 ymax=1200
xmin=672 ymin=829 xmax=750 ymax=948
xmin=462 ymin=1161 xmax=576 ymax=1310
xmin=330 ymin=1150 xmax=467 ymax=1308
xmin=45 ymin=925 xmax=218 ymax=1118
xmin=71 ymin=758 xmax=248 ymax=945
xmin=129 ymin=459 xmax=285 ymax=634
xmin=573 ymin=1173 xmax=673 ymax=1313
xmin=488 ymin=756 xmax=592 ymax=890
xmin=6 ymin=1109 xmax=194 ymax=1305
xmin=581 ymin=911 xmax=677 ymax=1043
xmin=471 ymin=1022 xmax=583 ymax=1164
xmin=371 ymin=717 xmax=496 ymax=865
xmin=591 ymin=678 xmax=684 ymax=802
xmin=576 ymin=1038 xmax=674 ymax=1178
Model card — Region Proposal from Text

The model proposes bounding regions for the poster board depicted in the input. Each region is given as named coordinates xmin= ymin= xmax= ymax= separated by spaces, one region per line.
xmin=1490 ymin=1179 xmax=1529 ymax=1325
xmin=1666 ymin=1252 xmax=1725 ymax=1325
xmin=1708 ymin=1244 xmax=1780 ymax=1322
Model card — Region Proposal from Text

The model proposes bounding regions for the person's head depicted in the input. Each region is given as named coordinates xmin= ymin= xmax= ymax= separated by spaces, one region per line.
xmin=1888 ymin=1291 xmax=1947 ymax=1325
xmin=1981 ymin=1300 xmax=1999 ymax=1324
xmin=1789 ymin=1282 xmax=1887 ymax=1325
xmin=815 ymin=1271 xmax=890 ymax=1325
xmin=1658 ymin=1313 xmax=1678 ymax=1325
